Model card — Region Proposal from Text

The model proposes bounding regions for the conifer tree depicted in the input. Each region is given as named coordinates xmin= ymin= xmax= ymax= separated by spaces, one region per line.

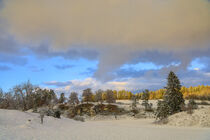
xmin=156 ymin=71 xmax=185 ymax=120
xmin=164 ymin=71 xmax=184 ymax=114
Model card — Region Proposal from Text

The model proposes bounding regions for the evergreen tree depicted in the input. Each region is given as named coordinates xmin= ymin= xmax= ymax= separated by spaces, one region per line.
xmin=141 ymin=89 xmax=152 ymax=111
xmin=156 ymin=71 xmax=185 ymax=120
xmin=164 ymin=71 xmax=184 ymax=115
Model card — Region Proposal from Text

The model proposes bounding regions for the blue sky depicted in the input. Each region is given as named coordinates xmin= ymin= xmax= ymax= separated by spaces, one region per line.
xmin=0 ymin=0 xmax=209 ymax=93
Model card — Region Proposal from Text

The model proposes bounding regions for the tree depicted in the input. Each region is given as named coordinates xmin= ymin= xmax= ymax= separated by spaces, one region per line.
xmin=141 ymin=89 xmax=149 ymax=100
xmin=156 ymin=71 xmax=185 ymax=120
xmin=13 ymin=80 xmax=34 ymax=110
xmin=164 ymin=71 xmax=184 ymax=115
xmin=141 ymin=89 xmax=152 ymax=111
xmin=186 ymin=99 xmax=197 ymax=114
xmin=131 ymin=95 xmax=137 ymax=108
xmin=59 ymin=93 xmax=66 ymax=103
xmin=0 ymin=88 xmax=3 ymax=102
xmin=82 ymin=88 xmax=93 ymax=103
xmin=69 ymin=92 xmax=79 ymax=105
xmin=106 ymin=89 xmax=116 ymax=104
xmin=95 ymin=89 xmax=103 ymax=104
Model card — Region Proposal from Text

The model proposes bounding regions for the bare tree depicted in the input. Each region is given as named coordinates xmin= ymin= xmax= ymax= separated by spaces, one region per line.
xmin=69 ymin=92 xmax=79 ymax=105
xmin=82 ymin=88 xmax=93 ymax=103
xmin=106 ymin=89 xmax=116 ymax=104
xmin=13 ymin=81 xmax=34 ymax=110
xmin=95 ymin=89 xmax=103 ymax=104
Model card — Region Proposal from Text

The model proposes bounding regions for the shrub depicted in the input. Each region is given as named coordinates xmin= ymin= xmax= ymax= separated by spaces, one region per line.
xmin=54 ymin=110 xmax=61 ymax=118
xmin=73 ymin=115 xmax=85 ymax=122
xmin=188 ymin=99 xmax=198 ymax=109
xmin=155 ymin=100 xmax=169 ymax=120
xmin=142 ymin=100 xmax=153 ymax=112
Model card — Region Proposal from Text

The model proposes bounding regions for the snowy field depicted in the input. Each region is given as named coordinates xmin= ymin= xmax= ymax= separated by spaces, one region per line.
xmin=0 ymin=109 xmax=210 ymax=140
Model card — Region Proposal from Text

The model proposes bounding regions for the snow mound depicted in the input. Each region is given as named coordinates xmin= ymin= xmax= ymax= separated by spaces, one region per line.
xmin=167 ymin=107 xmax=210 ymax=127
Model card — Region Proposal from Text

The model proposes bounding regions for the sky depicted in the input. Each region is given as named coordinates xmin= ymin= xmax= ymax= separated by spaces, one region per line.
xmin=0 ymin=0 xmax=209 ymax=94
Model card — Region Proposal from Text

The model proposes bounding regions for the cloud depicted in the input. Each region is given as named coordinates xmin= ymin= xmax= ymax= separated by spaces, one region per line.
xmin=1 ymin=0 xmax=209 ymax=48
xmin=49 ymin=68 xmax=210 ymax=94
xmin=47 ymin=77 xmax=165 ymax=94
xmin=54 ymin=64 xmax=74 ymax=70
xmin=29 ymin=66 xmax=44 ymax=72
xmin=0 ymin=65 xmax=11 ymax=71
xmin=0 ymin=0 xmax=209 ymax=80
xmin=0 ymin=54 xmax=27 ymax=66
xmin=44 ymin=81 xmax=72 ymax=87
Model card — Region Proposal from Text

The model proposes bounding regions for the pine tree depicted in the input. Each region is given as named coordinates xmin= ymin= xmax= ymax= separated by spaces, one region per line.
xmin=141 ymin=89 xmax=152 ymax=111
xmin=164 ymin=71 xmax=184 ymax=115
xmin=156 ymin=71 xmax=185 ymax=120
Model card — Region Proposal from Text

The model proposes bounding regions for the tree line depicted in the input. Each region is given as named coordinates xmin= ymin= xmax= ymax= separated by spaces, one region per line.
xmin=0 ymin=77 xmax=209 ymax=111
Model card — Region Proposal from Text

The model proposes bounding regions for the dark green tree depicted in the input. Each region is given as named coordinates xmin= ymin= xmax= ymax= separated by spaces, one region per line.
xmin=164 ymin=71 xmax=184 ymax=114
xmin=156 ymin=71 xmax=185 ymax=120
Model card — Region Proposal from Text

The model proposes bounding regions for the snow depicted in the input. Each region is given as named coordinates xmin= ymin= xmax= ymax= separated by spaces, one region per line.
xmin=0 ymin=109 xmax=210 ymax=140
xmin=167 ymin=106 xmax=210 ymax=127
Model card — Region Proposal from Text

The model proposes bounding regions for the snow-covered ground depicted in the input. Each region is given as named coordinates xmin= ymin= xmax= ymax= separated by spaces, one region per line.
xmin=0 ymin=109 xmax=210 ymax=140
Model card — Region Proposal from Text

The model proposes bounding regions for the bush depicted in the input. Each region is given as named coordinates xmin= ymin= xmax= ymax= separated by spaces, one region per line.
xmin=155 ymin=100 xmax=169 ymax=120
xmin=188 ymin=99 xmax=198 ymax=109
xmin=142 ymin=100 xmax=153 ymax=112
xmin=73 ymin=115 xmax=85 ymax=122
xmin=74 ymin=103 xmax=94 ymax=116
xmin=54 ymin=110 xmax=61 ymax=118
